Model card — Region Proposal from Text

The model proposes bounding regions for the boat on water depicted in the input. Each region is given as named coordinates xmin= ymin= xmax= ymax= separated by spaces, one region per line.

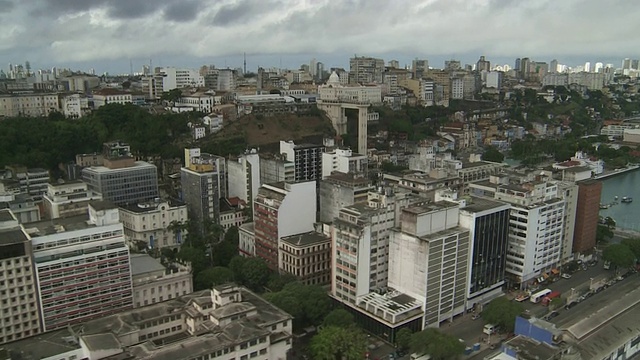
xmin=622 ymin=197 xmax=633 ymax=203
xmin=600 ymin=204 xmax=610 ymax=209
xmin=615 ymin=195 xmax=619 ymax=200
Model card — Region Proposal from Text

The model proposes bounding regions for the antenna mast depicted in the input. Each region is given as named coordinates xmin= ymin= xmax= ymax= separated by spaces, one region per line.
xmin=243 ymin=52 xmax=247 ymax=74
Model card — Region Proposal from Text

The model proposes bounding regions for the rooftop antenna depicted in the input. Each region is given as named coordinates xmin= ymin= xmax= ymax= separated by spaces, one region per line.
xmin=243 ymin=52 xmax=247 ymax=74
xmin=129 ymin=59 xmax=133 ymax=76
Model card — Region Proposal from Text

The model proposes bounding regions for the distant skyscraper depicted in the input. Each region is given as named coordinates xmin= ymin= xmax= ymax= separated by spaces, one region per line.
xmin=514 ymin=58 xmax=521 ymax=71
xmin=310 ymin=58 xmax=317 ymax=77
xmin=622 ymin=58 xmax=632 ymax=70
xmin=550 ymin=59 xmax=558 ymax=73
xmin=388 ymin=60 xmax=400 ymax=68
xmin=476 ymin=56 xmax=490 ymax=72
xmin=316 ymin=62 xmax=325 ymax=81
xmin=584 ymin=62 xmax=591 ymax=73
xmin=412 ymin=59 xmax=429 ymax=79
xmin=594 ymin=62 xmax=604 ymax=73
xmin=632 ymin=59 xmax=640 ymax=70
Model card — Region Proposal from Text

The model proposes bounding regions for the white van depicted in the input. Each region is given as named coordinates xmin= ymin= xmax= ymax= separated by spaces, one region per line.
xmin=483 ymin=324 xmax=497 ymax=335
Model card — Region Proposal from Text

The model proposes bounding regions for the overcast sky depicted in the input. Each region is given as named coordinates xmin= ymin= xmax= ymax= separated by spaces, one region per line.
xmin=0 ymin=0 xmax=637 ymax=74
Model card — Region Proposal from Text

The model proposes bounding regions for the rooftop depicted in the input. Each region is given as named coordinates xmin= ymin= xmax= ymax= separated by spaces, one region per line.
xmin=461 ymin=197 xmax=509 ymax=213
xmin=0 ymin=228 xmax=28 ymax=246
xmin=402 ymin=201 xmax=458 ymax=215
xmin=83 ymin=161 xmax=156 ymax=173
xmin=503 ymin=335 xmax=560 ymax=360
xmin=90 ymin=200 xmax=118 ymax=211
xmin=280 ymin=231 xmax=330 ymax=247
xmin=130 ymin=254 xmax=166 ymax=276
xmin=0 ymin=208 xmax=14 ymax=222
xmin=121 ymin=199 xmax=184 ymax=213
xmin=1 ymin=327 xmax=81 ymax=359
xmin=24 ymin=214 xmax=94 ymax=237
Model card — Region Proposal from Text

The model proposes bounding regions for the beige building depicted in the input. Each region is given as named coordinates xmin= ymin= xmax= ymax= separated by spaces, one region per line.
xmin=0 ymin=93 xmax=60 ymax=117
xmin=75 ymin=152 xmax=104 ymax=167
xmin=279 ymin=231 xmax=331 ymax=286
xmin=130 ymin=254 xmax=193 ymax=308
xmin=92 ymin=89 xmax=133 ymax=108
xmin=42 ymin=180 xmax=103 ymax=219
xmin=119 ymin=199 xmax=188 ymax=250
xmin=0 ymin=209 xmax=43 ymax=344
xmin=2 ymin=285 xmax=294 ymax=360
xmin=239 ymin=222 xmax=256 ymax=257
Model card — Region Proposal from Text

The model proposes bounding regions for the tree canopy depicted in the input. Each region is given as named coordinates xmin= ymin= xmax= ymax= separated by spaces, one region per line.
xmin=310 ymin=326 xmax=367 ymax=360
xmin=409 ymin=328 xmax=465 ymax=360
xmin=603 ymin=243 xmax=636 ymax=269
xmin=195 ymin=267 xmax=234 ymax=289
xmin=322 ymin=309 xmax=355 ymax=329
xmin=482 ymin=146 xmax=505 ymax=163
xmin=482 ymin=296 xmax=524 ymax=332
xmin=263 ymin=282 xmax=331 ymax=330
xmin=621 ymin=238 xmax=640 ymax=259
xmin=395 ymin=328 xmax=413 ymax=351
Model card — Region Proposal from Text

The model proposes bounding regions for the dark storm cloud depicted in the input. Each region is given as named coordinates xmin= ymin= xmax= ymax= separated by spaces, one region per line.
xmin=211 ymin=0 xmax=284 ymax=27
xmin=0 ymin=0 xmax=14 ymax=13
xmin=28 ymin=0 xmax=173 ymax=19
xmin=163 ymin=0 xmax=200 ymax=22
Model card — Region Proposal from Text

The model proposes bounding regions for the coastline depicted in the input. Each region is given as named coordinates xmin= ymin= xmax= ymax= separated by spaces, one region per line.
xmin=593 ymin=164 xmax=640 ymax=180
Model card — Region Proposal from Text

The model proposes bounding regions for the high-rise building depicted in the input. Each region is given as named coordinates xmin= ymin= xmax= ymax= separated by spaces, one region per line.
xmin=3 ymin=166 xmax=49 ymax=201
xmin=29 ymin=201 xmax=133 ymax=331
xmin=253 ymin=181 xmax=316 ymax=270
xmin=594 ymin=62 xmax=604 ymax=73
xmin=349 ymin=56 xmax=385 ymax=84
xmin=476 ymin=56 xmax=491 ymax=72
xmin=42 ymin=180 xmax=103 ymax=219
xmin=573 ymin=180 xmax=602 ymax=254
xmin=81 ymin=141 xmax=159 ymax=206
xmin=444 ymin=59 xmax=461 ymax=71
xmin=321 ymin=148 xmax=367 ymax=179
xmin=227 ymin=149 xmax=261 ymax=205
xmin=622 ymin=58 xmax=632 ymax=70
xmin=632 ymin=59 xmax=640 ymax=70
xmin=549 ymin=59 xmax=558 ymax=73
xmin=558 ymin=182 xmax=579 ymax=262
xmin=319 ymin=173 xmax=373 ymax=223
xmin=388 ymin=202 xmax=470 ymax=328
xmin=279 ymin=141 xmax=325 ymax=182
xmin=0 ymin=209 xmax=43 ymax=344
xmin=584 ymin=62 xmax=591 ymax=73
xmin=459 ymin=198 xmax=510 ymax=308
xmin=412 ymin=59 xmax=429 ymax=79
xmin=180 ymin=148 xmax=226 ymax=231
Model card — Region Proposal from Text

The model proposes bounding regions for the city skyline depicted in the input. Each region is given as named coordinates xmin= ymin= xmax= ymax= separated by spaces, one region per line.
xmin=0 ymin=0 xmax=638 ymax=74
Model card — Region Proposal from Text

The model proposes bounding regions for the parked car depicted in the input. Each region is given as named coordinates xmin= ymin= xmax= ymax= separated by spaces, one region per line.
xmin=565 ymin=302 xmax=578 ymax=310
xmin=472 ymin=313 xmax=481 ymax=320
xmin=561 ymin=273 xmax=572 ymax=279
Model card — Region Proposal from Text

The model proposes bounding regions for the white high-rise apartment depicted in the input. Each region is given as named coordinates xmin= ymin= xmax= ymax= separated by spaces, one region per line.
xmin=470 ymin=177 xmax=566 ymax=289
xmin=158 ymin=67 xmax=205 ymax=91
xmin=388 ymin=202 xmax=470 ymax=328
xmin=0 ymin=209 xmax=43 ymax=344
xmin=28 ymin=201 xmax=133 ymax=331
xmin=321 ymin=148 xmax=367 ymax=178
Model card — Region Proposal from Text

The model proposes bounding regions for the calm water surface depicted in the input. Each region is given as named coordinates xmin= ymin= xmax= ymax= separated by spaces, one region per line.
xmin=599 ymin=169 xmax=640 ymax=231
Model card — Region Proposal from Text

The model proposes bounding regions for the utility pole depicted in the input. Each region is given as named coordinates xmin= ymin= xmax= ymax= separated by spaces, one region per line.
xmin=243 ymin=52 xmax=247 ymax=74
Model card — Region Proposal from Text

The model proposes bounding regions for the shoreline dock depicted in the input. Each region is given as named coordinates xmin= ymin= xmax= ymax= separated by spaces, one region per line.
xmin=593 ymin=164 xmax=640 ymax=180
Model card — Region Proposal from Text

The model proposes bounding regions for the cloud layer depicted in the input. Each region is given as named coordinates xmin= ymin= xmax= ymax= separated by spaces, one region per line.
xmin=0 ymin=0 xmax=637 ymax=71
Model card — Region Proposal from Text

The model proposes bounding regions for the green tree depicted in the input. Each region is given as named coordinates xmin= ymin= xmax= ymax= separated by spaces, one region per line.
xmin=482 ymin=296 xmax=523 ymax=332
xmin=177 ymin=246 xmax=207 ymax=277
xmin=604 ymin=216 xmax=617 ymax=230
xmin=602 ymin=243 xmax=635 ymax=269
xmin=161 ymin=88 xmax=183 ymax=103
xmin=228 ymin=256 xmax=248 ymax=283
xmin=241 ymin=258 xmax=271 ymax=291
xmin=597 ymin=225 xmax=614 ymax=244
xmin=409 ymin=328 xmax=465 ymax=360
xmin=266 ymin=273 xmax=298 ymax=292
xmin=310 ymin=326 xmax=367 ymax=360
xmin=322 ymin=309 xmax=354 ymax=328
xmin=482 ymin=146 xmax=505 ymax=163
xmin=195 ymin=267 xmax=234 ymax=289
xmin=621 ymin=238 xmax=640 ymax=259
xmin=265 ymin=282 xmax=331 ymax=329
xmin=212 ymin=226 xmax=238 ymax=267
xmin=395 ymin=328 xmax=413 ymax=352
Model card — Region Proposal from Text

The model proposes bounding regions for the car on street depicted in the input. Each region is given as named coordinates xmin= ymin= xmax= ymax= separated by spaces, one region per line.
xmin=561 ymin=273 xmax=572 ymax=279
xmin=565 ymin=302 xmax=578 ymax=310
xmin=472 ymin=313 xmax=481 ymax=320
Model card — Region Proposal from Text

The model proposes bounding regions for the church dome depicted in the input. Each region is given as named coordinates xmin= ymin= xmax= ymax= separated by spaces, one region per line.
xmin=327 ymin=71 xmax=340 ymax=85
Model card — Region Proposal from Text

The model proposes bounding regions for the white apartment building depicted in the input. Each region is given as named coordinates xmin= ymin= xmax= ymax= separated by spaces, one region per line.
xmin=388 ymin=202 xmax=470 ymax=328
xmin=42 ymin=180 xmax=103 ymax=219
xmin=2 ymin=285 xmax=293 ymax=360
xmin=174 ymin=93 xmax=215 ymax=113
xmin=0 ymin=93 xmax=60 ymax=117
xmin=216 ymin=68 xmax=236 ymax=91
xmin=159 ymin=67 xmax=205 ymax=91
xmin=558 ymin=182 xmax=578 ymax=263
xmin=600 ymin=122 xmax=639 ymax=137
xmin=471 ymin=178 xmax=566 ymax=288
xmin=485 ymin=71 xmax=503 ymax=89
xmin=92 ymin=89 xmax=132 ymax=108
xmin=238 ymin=222 xmax=255 ymax=257
xmin=119 ymin=199 xmax=188 ymax=250
xmin=227 ymin=150 xmax=261 ymax=204
xmin=321 ymin=148 xmax=367 ymax=178
xmin=451 ymin=77 xmax=464 ymax=100
xmin=61 ymin=93 xmax=90 ymax=118
xmin=318 ymin=72 xmax=382 ymax=104
xmin=130 ymin=253 xmax=193 ymax=308
xmin=26 ymin=201 xmax=134 ymax=331
xmin=331 ymin=203 xmax=396 ymax=304
xmin=0 ymin=209 xmax=43 ymax=344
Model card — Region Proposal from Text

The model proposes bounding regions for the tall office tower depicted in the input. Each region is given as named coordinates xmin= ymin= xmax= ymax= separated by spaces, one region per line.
xmin=549 ymin=59 xmax=558 ymax=73
xmin=572 ymin=180 xmax=602 ymax=254
xmin=349 ymin=56 xmax=385 ymax=84
xmin=29 ymin=201 xmax=133 ymax=331
xmin=412 ymin=59 xmax=429 ymax=79
xmin=632 ymin=59 xmax=640 ymax=70
xmin=180 ymin=148 xmax=226 ymax=231
xmin=388 ymin=60 xmax=400 ymax=69
xmin=622 ymin=58 xmax=632 ymax=70
xmin=319 ymin=173 xmax=373 ymax=223
xmin=316 ymin=62 xmax=325 ymax=81
xmin=388 ymin=202 xmax=470 ymax=328
xmin=519 ymin=58 xmax=531 ymax=79
xmin=476 ymin=56 xmax=491 ymax=72
xmin=82 ymin=141 xmax=159 ymax=206
xmin=584 ymin=62 xmax=591 ymax=73
xmin=253 ymin=181 xmax=316 ymax=270
xmin=459 ymin=198 xmax=510 ymax=308
xmin=514 ymin=58 xmax=521 ymax=72
xmin=309 ymin=58 xmax=317 ymax=77
xmin=227 ymin=149 xmax=261 ymax=205
xmin=0 ymin=209 xmax=43 ymax=344
xmin=279 ymin=141 xmax=325 ymax=182
xmin=594 ymin=62 xmax=604 ymax=73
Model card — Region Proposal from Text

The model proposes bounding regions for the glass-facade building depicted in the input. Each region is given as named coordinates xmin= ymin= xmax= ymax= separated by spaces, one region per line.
xmin=82 ymin=161 xmax=159 ymax=206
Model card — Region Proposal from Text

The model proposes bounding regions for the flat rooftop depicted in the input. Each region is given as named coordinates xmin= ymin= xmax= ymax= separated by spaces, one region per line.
xmin=0 ymin=228 xmax=28 ymax=246
xmin=402 ymin=201 xmax=458 ymax=215
xmin=503 ymin=335 xmax=560 ymax=360
xmin=23 ymin=214 xmax=94 ymax=237
xmin=1 ymin=327 xmax=81 ymax=359
xmin=461 ymin=196 xmax=509 ymax=213
xmin=83 ymin=161 xmax=156 ymax=173
xmin=89 ymin=200 xmax=118 ymax=211
xmin=280 ymin=231 xmax=330 ymax=247
xmin=0 ymin=209 xmax=14 ymax=222
xmin=130 ymin=254 xmax=166 ymax=276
